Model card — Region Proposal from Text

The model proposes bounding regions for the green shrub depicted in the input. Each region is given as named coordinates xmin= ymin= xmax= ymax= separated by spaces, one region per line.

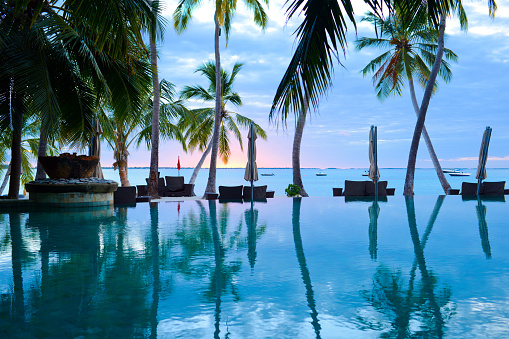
xmin=285 ymin=184 xmax=301 ymax=197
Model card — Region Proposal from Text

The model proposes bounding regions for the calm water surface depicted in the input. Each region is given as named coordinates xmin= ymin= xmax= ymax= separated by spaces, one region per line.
xmin=0 ymin=196 xmax=508 ymax=338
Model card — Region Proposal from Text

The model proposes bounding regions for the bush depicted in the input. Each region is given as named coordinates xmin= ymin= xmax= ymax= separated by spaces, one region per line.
xmin=285 ymin=184 xmax=301 ymax=197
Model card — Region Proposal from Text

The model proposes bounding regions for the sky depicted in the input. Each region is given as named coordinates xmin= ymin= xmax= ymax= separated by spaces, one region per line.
xmin=101 ymin=0 xmax=509 ymax=169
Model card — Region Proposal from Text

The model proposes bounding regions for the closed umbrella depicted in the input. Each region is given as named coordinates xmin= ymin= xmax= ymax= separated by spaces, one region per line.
xmin=476 ymin=126 xmax=492 ymax=195
xmin=89 ymin=117 xmax=104 ymax=179
xmin=368 ymin=125 xmax=379 ymax=196
xmin=244 ymin=122 xmax=258 ymax=201
xmin=177 ymin=156 xmax=181 ymax=176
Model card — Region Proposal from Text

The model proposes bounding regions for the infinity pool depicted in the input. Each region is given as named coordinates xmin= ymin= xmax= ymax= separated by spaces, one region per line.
xmin=0 ymin=196 xmax=508 ymax=338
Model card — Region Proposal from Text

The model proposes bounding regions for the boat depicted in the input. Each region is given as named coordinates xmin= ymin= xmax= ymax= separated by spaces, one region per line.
xmin=316 ymin=171 xmax=327 ymax=176
xmin=362 ymin=170 xmax=369 ymax=176
xmin=261 ymin=173 xmax=274 ymax=176
xmin=443 ymin=168 xmax=460 ymax=174
xmin=449 ymin=172 xmax=471 ymax=177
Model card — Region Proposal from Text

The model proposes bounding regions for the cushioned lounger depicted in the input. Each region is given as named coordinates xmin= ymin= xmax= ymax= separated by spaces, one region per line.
xmin=218 ymin=185 xmax=244 ymax=201
xmin=243 ymin=185 xmax=267 ymax=200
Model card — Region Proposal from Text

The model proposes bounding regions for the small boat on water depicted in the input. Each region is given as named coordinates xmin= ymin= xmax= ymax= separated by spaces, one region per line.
xmin=443 ymin=168 xmax=460 ymax=173
xmin=316 ymin=171 xmax=327 ymax=176
xmin=362 ymin=170 xmax=369 ymax=176
xmin=449 ymin=172 xmax=471 ymax=177
xmin=261 ymin=173 xmax=274 ymax=176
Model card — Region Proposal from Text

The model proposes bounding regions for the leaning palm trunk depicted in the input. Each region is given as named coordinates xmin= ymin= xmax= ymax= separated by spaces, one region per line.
xmin=0 ymin=164 xmax=11 ymax=195
xmin=8 ymin=112 xmax=23 ymax=199
xmin=118 ymin=165 xmax=130 ymax=186
xmin=189 ymin=138 xmax=213 ymax=186
xmin=148 ymin=34 xmax=161 ymax=198
xmin=408 ymin=78 xmax=451 ymax=194
xmin=404 ymin=17 xmax=446 ymax=196
xmin=204 ymin=15 xmax=222 ymax=196
xmin=293 ymin=110 xmax=309 ymax=197
xmin=35 ymin=127 xmax=47 ymax=180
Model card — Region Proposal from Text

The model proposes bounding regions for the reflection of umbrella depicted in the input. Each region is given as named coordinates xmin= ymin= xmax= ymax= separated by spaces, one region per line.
xmin=476 ymin=126 xmax=492 ymax=195
xmin=89 ymin=117 xmax=104 ymax=179
xmin=244 ymin=122 xmax=258 ymax=201
xmin=475 ymin=200 xmax=492 ymax=259
xmin=245 ymin=204 xmax=258 ymax=269
xmin=368 ymin=126 xmax=379 ymax=196
xmin=368 ymin=201 xmax=379 ymax=260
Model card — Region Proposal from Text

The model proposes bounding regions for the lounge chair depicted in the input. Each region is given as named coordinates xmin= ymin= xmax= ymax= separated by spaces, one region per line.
xmin=461 ymin=181 xmax=506 ymax=196
xmin=218 ymin=185 xmax=244 ymax=202
xmin=333 ymin=180 xmax=394 ymax=197
xmin=114 ymin=186 xmax=137 ymax=205
xmin=243 ymin=185 xmax=267 ymax=201
xmin=145 ymin=177 xmax=167 ymax=197
xmin=165 ymin=176 xmax=195 ymax=197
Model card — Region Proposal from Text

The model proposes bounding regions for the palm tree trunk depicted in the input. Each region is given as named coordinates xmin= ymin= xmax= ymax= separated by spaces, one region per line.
xmin=8 ymin=111 xmax=23 ymax=199
xmin=35 ymin=127 xmax=47 ymax=180
xmin=408 ymin=79 xmax=451 ymax=194
xmin=148 ymin=34 xmax=160 ymax=198
xmin=0 ymin=164 xmax=11 ymax=195
xmin=204 ymin=14 xmax=222 ymax=196
xmin=293 ymin=111 xmax=308 ymax=197
xmin=403 ymin=17 xmax=446 ymax=196
xmin=119 ymin=163 xmax=130 ymax=187
xmin=189 ymin=138 xmax=213 ymax=185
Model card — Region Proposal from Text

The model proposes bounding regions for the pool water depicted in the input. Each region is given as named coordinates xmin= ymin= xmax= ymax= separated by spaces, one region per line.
xmin=0 ymin=196 xmax=508 ymax=338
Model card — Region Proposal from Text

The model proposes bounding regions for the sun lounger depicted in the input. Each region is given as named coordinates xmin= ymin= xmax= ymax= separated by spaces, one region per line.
xmin=243 ymin=185 xmax=268 ymax=201
xmin=114 ymin=186 xmax=137 ymax=205
xmin=461 ymin=181 xmax=506 ymax=196
xmin=333 ymin=180 xmax=394 ymax=197
xmin=218 ymin=185 xmax=244 ymax=202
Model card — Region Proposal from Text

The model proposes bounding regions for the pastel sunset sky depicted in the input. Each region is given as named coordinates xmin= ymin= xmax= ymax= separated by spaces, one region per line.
xmin=101 ymin=0 xmax=509 ymax=169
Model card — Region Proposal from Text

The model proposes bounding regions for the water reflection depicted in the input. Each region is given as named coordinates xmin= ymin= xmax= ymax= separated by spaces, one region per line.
xmin=475 ymin=199 xmax=492 ymax=259
xmin=360 ymin=196 xmax=453 ymax=338
xmin=292 ymin=198 xmax=321 ymax=338
xmin=368 ymin=201 xmax=379 ymax=260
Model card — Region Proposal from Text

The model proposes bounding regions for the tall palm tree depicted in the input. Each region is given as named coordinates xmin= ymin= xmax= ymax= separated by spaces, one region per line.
xmin=355 ymin=11 xmax=458 ymax=194
xmin=270 ymin=0 xmax=495 ymax=194
xmin=174 ymin=0 xmax=268 ymax=194
xmin=180 ymin=61 xmax=267 ymax=191
xmin=0 ymin=0 xmax=158 ymax=198
xmin=101 ymin=79 xmax=189 ymax=187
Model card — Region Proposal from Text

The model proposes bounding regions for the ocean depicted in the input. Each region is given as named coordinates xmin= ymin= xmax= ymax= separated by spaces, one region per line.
xmin=101 ymin=167 xmax=509 ymax=196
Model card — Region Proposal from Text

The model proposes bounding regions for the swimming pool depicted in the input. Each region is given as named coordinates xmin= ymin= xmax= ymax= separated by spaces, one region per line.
xmin=0 ymin=196 xmax=508 ymax=338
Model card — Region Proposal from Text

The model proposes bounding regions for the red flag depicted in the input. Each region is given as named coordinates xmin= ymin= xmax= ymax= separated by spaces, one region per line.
xmin=177 ymin=156 xmax=181 ymax=170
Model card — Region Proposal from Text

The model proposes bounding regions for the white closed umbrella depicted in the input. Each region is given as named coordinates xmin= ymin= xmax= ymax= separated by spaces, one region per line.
xmin=244 ymin=122 xmax=258 ymax=200
xmin=475 ymin=126 xmax=492 ymax=195
xmin=368 ymin=126 xmax=379 ymax=196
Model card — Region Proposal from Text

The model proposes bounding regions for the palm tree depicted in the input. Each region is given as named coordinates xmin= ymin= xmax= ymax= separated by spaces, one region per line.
xmin=180 ymin=61 xmax=267 ymax=192
xmin=355 ymin=11 xmax=458 ymax=194
xmin=101 ymin=79 xmax=189 ymax=187
xmin=0 ymin=119 xmax=57 ymax=195
xmin=174 ymin=0 xmax=268 ymax=194
xmin=0 ymin=0 xmax=158 ymax=199
xmin=270 ymin=0 xmax=495 ymax=193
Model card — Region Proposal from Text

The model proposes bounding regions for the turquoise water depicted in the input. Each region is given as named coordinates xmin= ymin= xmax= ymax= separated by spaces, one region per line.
xmin=1 ymin=196 xmax=508 ymax=338
xmin=102 ymin=167 xmax=509 ymax=196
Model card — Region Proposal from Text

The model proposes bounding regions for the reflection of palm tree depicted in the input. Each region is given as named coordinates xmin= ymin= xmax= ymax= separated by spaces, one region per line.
xmin=292 ymin=198 xmax=321 ymax=338
xmin=150 ymin=203 xmax=160 ymax=339
xmin=405 ymin=196 xmax=447 ymax=337
xmin=360 ymin=196 xmax=452 ymax=337
xmin=9 ymin=213 xmax=25 ymax=326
